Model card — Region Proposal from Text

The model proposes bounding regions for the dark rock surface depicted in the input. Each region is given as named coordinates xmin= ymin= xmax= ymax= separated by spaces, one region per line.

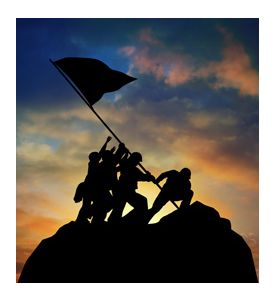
xmin=18 ymin=201 xmax=258 ymax=283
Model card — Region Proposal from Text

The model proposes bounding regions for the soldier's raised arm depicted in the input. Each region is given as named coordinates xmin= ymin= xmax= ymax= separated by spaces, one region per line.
xmin=99 ymin=136 xmax=112 ymax=156
xmin=113 ymin=142 xmax=128 ymax=164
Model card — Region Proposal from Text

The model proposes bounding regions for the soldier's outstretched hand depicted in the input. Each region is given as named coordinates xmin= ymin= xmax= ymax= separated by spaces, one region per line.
xmin=110 ymin=146 xmax=116 ymax=153
xmin=118 ymin=142 xmax=129 ymax=153
xmin=146 ymin=171 xmax=155 ymax=182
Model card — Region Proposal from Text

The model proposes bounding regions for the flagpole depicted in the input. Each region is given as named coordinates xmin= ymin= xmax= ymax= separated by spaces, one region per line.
xmin=50 ymin=59 xmax=125 ymax=144
xmin=50 ymin=58 xmax=179 ymax=209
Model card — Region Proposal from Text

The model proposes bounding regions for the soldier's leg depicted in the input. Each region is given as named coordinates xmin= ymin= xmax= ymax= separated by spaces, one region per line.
xmin=150 ymin=191 xmax=170 ymax=215
xmin=76 ymin=197 xmax=91 ymax=222
xmin=128 ymin=192 xmax=148 ymax=212
xmin=123 ymin=192 xmax=148 ymax=224
xmin=105 ymin=191 xmax=115 ymax=213
xmin=180 ymin=190 xmax=194 ymax=209
xmin=91 ymin=206 xmax=107 ymax=224
xmin=108 ymin=192 xmax=127 ymax=223
xmin=91 ymin=190 xmax=113 ymax=224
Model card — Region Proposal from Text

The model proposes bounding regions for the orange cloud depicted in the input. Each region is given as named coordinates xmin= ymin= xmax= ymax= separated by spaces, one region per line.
xmin=139 ymin=28 xmax=161 ymax=45
xmin=16 ymin=208 xmax=64 ymax=281
xmin=165 ymin=58 xmax=194 ymax=86
xmin=126 ymin=47 xmax=193 ymax=85
xmin=97 ymin=101 xmax=258 ymax=192
xmin=186 ymin=111 xmax=238 ymax=129
xmin=17 ymin=185 xmax=72 ymax=217
xmin=17 ymin=208 xmax=62 ymax=238
xmin=199 ymin=43 xmax=258 ymax=96
xmin=120 ymin=28 xmax=194 ymax=86
xmin=172 ymin=135 xmax=258 ymax=191
xmin=129 ymin=47 xmax=166 ymax=80
xmin=120 ymin=27 xmax=258 ymax=96
xmin=194 ymin=26 xmax=258 ymax=96
xmin=120 ymin=46 xmax=136 ymax=56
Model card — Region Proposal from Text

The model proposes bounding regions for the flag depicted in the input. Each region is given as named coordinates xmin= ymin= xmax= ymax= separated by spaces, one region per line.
xmin=53 ymin=57 xmax=136 ymax=106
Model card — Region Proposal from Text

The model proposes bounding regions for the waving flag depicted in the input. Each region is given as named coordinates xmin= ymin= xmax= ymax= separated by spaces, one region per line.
xmin=53 ymin=57 xmax=136 ymax=106
xmin=51 ymin=57 xmax=178 ymax=208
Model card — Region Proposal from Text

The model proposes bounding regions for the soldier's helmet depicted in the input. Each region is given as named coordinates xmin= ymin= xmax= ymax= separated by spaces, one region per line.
xmin=180 ymin=167 xmax=191 ymax=179
xmin=130 ymin=152 xmax=143 ymax=165
xmin=88 ymin=151 xmax=100 ymax=161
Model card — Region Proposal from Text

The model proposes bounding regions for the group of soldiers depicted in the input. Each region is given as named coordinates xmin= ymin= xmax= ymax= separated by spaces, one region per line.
xmin=74 ymin=136 xmax=194 ymax=224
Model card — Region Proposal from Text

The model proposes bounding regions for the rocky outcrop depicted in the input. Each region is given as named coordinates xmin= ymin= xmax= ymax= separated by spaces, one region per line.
xmin=18 ymin=201 xmax=258 ymax=283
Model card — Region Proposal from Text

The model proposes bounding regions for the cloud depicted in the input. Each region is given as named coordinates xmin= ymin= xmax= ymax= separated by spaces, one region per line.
xmin=17 ymin=96 xmax=258 ymax=193
xmin=17 ymin=142 xmax=56 ymax=164
xmin=94 ymin=98 xmax=258 ymax=192
xmin=17 ymin=208 xmax=61 ymax=237
xmin=16 ymin=208 xmax=65 ymax=282
xmin=198 ymin=27 xmax=259 ymax=96
xmin=16 ymin=183 xmax=73 ymax=218
xmin=173 ymin=135 xmax=258 ymax=190
xmin=120 ymin=27 xmax=258 ymax=96
xmin=16 ymin=20 xmax=258 ymax=283
xmin=120 ymin=28 xmax=194 ymax=86
xmin=138 ymin=28 xmax=162 ymax=46
xmin=122 ymin=46 xmax=194 ymax=86
xmin=120 ymin=46 xmax=136 ymax=56
xmin=17 ymin=106 xmax=110 ymax=184
xmin=186 ymin=111 xmax=238 ymax=129
xmin=16 ymin=98 xmax=258 ymax=280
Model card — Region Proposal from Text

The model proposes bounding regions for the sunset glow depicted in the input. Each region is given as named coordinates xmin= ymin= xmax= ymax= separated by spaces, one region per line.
xmin=16 ymin=18 xmax=259 ymax=281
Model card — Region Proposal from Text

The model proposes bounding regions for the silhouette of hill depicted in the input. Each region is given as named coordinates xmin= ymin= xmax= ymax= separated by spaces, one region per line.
xmin=18 ymin=201 xmax=258 ymax=283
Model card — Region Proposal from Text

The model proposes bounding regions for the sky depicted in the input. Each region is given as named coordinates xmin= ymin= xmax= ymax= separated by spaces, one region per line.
xmin=16 ymin=18 xmax=259 ymax=281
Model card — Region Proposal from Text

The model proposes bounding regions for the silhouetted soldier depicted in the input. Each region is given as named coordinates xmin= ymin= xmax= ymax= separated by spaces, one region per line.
xmin=91 ymin=143 xmax=127 ymax=224
xmin=147 ymin=168 xmax=194 ymax=222
xmin=86 ymin=136 xmax=112 ymax=182
xmin=108 ymin=152 xmax=154 ymax=223
xmin=74 ymin=136 xmax=112 ymax=223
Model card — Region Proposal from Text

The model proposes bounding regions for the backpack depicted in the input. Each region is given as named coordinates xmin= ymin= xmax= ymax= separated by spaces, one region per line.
xmin=73 ymin=182 xmax=85 ymax=203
